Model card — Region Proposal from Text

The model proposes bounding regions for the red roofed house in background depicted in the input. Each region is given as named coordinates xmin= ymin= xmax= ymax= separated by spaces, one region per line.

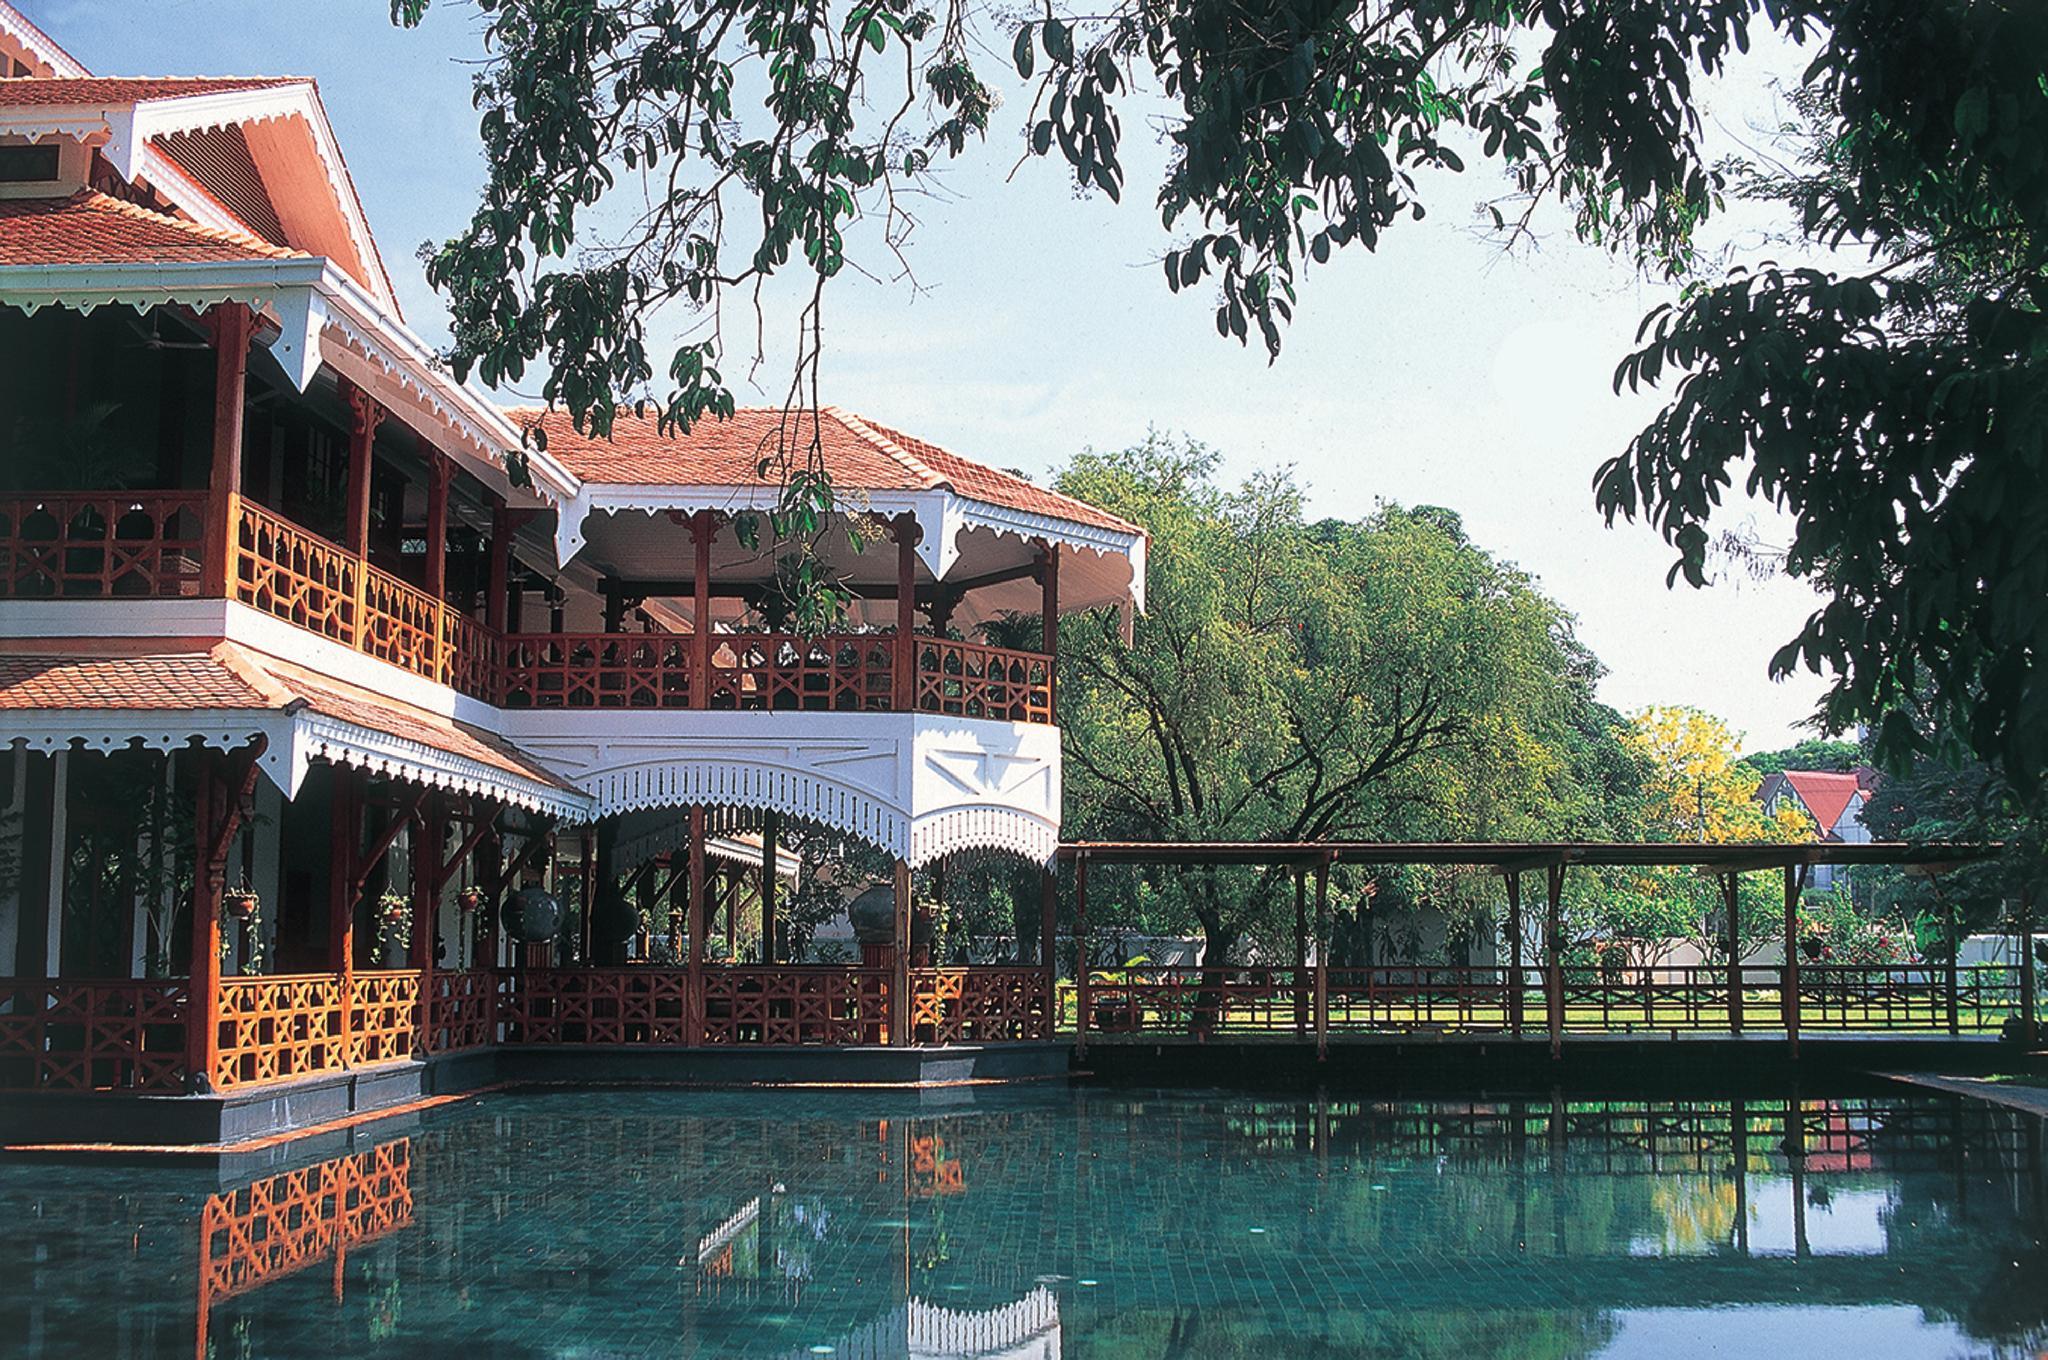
xmin=1757 ymin=767 xmax=1879 ymax=892
xmin=0 ymin=2 xmax=1144 ymax=1139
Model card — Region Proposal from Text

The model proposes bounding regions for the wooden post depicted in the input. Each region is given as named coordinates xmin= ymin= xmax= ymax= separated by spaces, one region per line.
xmin=1783 ymin=863 xmax=1804 ymax=1056
xmin=330 ymin=766 xmax=357 ymax=1067
xmin=1314 ymin=856 xmax=1330 ymax=1061
xmin=691 ymin=512 xmax=715 ymax=709
xmin=578 ymin=828 xmax=596 ymax=965
xmin=2021 ymin=890 xmax=2038 ymax=1050
xmin=411 ymin=793 xmax=440 ymax=1055
xmin=1040 ymin=864 xmax=1058 ymax=1036
xmin=1292 ymin=867 xmax=1308 ymax=1035
xmin=202 ymin=303 xmax=251 ymax=598
xmin=1545 ymin=863 xmax=1565 ymax=1060
xmin=891 ymin=858 xmax=913 ymax=1046
xmin=1506 ymin=871 xmax=1524 ymax=1038
xmin=687 ymin=805 xmax=707 ymax=1041
xmin=487 ymin=498 xmax=512 ymax=634
xmin=186 ymin=754 xmax=223 ymax=1090
xmin=477 ymin=823 xmax=502 ymax=975
xmin=424 ymin=448 xmax=451 ymax=601
xmin=1038 ymin=540 xmax=1059 ymax=714
xmin=342 ymin=381 xmax=383 ymax=558
xmin=1945 ymin=891 xmax=1961 ymax=1037
xmin=1074 ymin=853 xmax=1090 ymax=1060
xmin=894 ymin=515 xmax=919 ymax=711
xmin=1724 ymin=872 xmax=1744 ymax=1035
xmin=760 ymin=812 xmax=778 ymax=964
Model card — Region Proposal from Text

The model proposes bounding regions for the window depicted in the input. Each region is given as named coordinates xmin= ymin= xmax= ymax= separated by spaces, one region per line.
xmin=0 ymin=145 xmax=60 ymax=184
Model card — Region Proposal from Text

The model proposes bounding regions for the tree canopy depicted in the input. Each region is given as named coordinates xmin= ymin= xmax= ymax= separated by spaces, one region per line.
xmin=1052 ymin=436 xmax=1642 ymax=960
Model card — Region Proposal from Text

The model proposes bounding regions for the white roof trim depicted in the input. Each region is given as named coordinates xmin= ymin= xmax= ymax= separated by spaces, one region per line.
xmin=286 ymin=709 xmax=590 ymax=820
xmin=0 ymin=4 xmax=91 ymax=78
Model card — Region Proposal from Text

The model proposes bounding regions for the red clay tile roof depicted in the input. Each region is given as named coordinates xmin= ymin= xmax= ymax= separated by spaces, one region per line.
xmin=0 ymin=190 xmax=310 ymax=265
xmin=1781 ymin=770 xmax=1862 ymax=835
xmin=521 ymin=405 xmax=1141 ymax=535
xmin=0 ymin=75 xmax=303 ymax=105
xmin=0 ymin=645 xmax=575 ymax=795
xmin=0 ymin=652 xmax=273 ymax=709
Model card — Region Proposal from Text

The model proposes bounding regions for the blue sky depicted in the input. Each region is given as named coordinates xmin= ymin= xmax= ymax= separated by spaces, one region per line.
xmin=26 ymin=0 xmax=1839 ymax=749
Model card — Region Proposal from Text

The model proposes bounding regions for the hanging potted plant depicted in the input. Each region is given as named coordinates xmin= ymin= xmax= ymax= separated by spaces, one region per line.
xmin=456 ymin=885 xmax=486 ymax=916
xmin=377 ymin=891 xmax=413 ymax=953
xmin=222 ymin=882 xmax=261 ymax=924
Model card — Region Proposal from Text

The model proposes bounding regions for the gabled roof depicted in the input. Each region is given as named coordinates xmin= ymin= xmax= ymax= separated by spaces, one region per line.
xmin=522 ymin=405 xmax=1141 ymax=536
xmin=0 ymin=75 xmax=302 ymax=105
xmin=0 ymin=190 xmax=310 ymax=265
xmin=1773 ymin=769 xmax=1863 ymax=836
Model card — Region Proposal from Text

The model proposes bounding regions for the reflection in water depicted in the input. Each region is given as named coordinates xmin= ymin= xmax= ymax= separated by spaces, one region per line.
xmin=0 ymin=1090 xmax=2043 ymax=1358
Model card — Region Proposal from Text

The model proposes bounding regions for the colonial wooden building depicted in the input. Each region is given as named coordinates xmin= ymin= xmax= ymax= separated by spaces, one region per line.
xmin=0 ymin=6 xmax=1144 ymax=1134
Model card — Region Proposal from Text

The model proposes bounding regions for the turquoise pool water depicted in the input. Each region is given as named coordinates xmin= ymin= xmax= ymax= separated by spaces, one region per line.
xmin=2 ymin=1088 xmax=2043 ymax=1358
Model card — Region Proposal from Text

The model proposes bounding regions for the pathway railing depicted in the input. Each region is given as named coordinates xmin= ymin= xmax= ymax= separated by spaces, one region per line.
xmin=910 ymin=966 xmax=1053 ymax=1042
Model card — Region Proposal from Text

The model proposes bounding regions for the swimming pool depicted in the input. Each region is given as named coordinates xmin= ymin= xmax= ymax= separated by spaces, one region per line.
xmin=3 ymin=1087 xmax=2043 ymax=1357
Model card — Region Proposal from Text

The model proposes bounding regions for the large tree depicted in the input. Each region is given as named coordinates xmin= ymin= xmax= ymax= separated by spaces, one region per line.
xmin=1053 ymin=435 xmax=1638 ymax=965
xmin=395 ymin=0 xmax=2048 ymax=788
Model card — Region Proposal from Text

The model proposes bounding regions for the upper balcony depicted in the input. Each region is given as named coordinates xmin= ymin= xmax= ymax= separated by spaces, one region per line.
xmin=0 ymin=309 xmax=1145 ymax=732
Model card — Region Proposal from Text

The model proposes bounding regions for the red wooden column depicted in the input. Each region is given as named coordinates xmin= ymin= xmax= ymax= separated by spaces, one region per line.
xmin=487 ymin=498 xmax=512 ymax=634
xmin=411 ymin=792 xmax=442 ymax=1055
xmin=1505 ymin=871 xmax=1525 ymax=1038
xmin=1544 ymin=863 xmax=1565 ymax=1060
xmin=341 ymin=381 xmax=384 ymax=558
xmin=686 ymin=805 xmax=707 ymax=1040
xmin=187 ymin=742 xmax=264 ymax=1091
xmin=1073 ymin=853 xmax=1091 ymax=1059
xmin=893 ymin=515 xmax=919 ymax=711
xmin=2019 ymin=890 xmax=2037 ymax=1049
xmin=1292 ymin=867 xmax=1308 ymax=1035
xmin=760 ymin=812 xmax=779 ymax=963
xmin=424 ymin=448 xmax=452 ymax=600
xmin=1782 ymin=863 xmax=1806 ymax=1056
xmin=186 ymin=753 xmax=222 ymax=1089
xmin=1038 ymin=540 xmax=1059 ymax=714
xmin=690 ymin=512 xmax=716 ymax=709
xmin=201 ymin=303 xmax=251 ymax=598
xmin=1313 ymin=855 xmax=1330 ymax=1061
xmin=477 ymin=822 xmax=503 ymax=974
xmin=330 ymin=766 xmax=359 ymax=1066
xmin=1723 ymin=873 xmax=1744 ymax=1035
xmin=890 ymin=859 xmax=913 ymax=1046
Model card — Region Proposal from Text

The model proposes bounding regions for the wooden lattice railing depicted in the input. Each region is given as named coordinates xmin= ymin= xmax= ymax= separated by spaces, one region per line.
xmin=498 ymin=632 xmax=694 ymax=709
xmin=915 ymin=637 xmax=1054 ymax=724
xmin=701 ymin=966 xmax=893 ymax=1045
xmin=910 ymin=966 xmax=1052 ymax=1042
xmin=0 ymin=491 xmax=208 ymax=598
xmin=0 ymin=977 xmax=189 ymax=1091
xmin=231 ymin=499 xmax=497 ymax=701
xmin=497 ymin=967 xmax=693 ymax=1044
xmin=707 ymin=633 xmax=896 ymax=711
xmin=214 ymin=973 xmax=345 ymax=1090
xmin=349 ymin=970 xmax=422 ymax=1066
xmin=425 ymin=969 xmax=496 ymax=1052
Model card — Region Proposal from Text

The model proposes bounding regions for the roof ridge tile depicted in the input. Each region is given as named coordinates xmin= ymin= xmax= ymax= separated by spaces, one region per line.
xmin=825 ymin=406 xmax=946 ymax=490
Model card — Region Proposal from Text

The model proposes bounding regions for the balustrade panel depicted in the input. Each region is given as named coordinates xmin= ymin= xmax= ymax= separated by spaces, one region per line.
xmin=497 ymin=968 xmax=693 ymax=1043
xmin=708 ymin=633 xmax=895 ymax=711
xmin=499 ymin=633 xmax=693 ymax=709
xmin=348 ymin=970 xmax=423 ymax=1066
xmin=233 ymin=501 xmax=361 ymax=645
xmin=426 ymin=969 xmax=497 ymax=1051
xmin=915 ymin=638 xmax=1053 ymax=724
xmin=214 ymin=973 xmax=344 ymax=1090
xmin=0 ymin=492 xmax=207 ymax=599
xmin=0 ymin=977 xmax=189 ymax=1091
xmin=358 ymin=566 xmax=442 ymax=683
xmin=441 ymin=608 xmax=498 ymax=701
xmin=1323 ymin=967 xmax=1523 ymax=1032
xmin=701 ymin=966 xmax=892 ymax=1045
xmin=1079 ymin=965 xmax=1304 ymax=1037
xmin=910 ymin=967 xmax=1051 ymax=1042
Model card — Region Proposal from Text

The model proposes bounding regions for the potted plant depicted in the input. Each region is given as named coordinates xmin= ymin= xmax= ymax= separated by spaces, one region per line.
xmin=222 ymin=883 xmax=261 ymax=923
xmin=377 ymin=891 xmax=413 ymax=952
xmin=456 ymin=885 xmax=486 ymax=915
